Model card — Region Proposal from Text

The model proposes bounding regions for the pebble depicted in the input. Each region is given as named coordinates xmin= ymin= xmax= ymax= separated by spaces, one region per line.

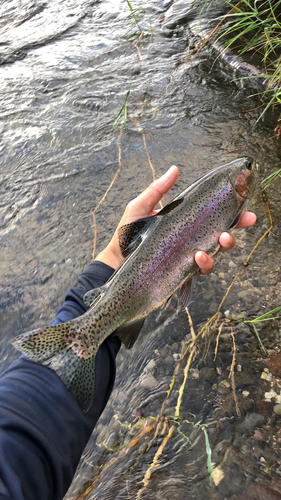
xmin=228 ymin=260 xmax=236 ymax=268
xmin=105 ymin=432 xmax=119 ymax=449
xmin=199 ymin=367 xmax=217 ymax=382
xmin=264 ymin=389 xmax=278 ymax=401
xmin=261 ymin=371 xmax=272 ymax=382
xmin=273 ymin=404 xmax=281 ymax=415
xmin=139 ymin=374 xmax=158 ymax=389
xmin=212 ymin=465 xmax=224 ymax=486
xmin=145 ymin=359 xmax=156 ymax=372
xmin=236 ymin=413 xmax=266 ymax=434
xmin=234 ymin=371 xmax=255 ymax=387
xmin=217 ymin=380 xmax=231 ymax=394
xmin=170 ymin=342 xmax=179 ymax=353
xmin=190 ymin=368 xmax=199 ymax=379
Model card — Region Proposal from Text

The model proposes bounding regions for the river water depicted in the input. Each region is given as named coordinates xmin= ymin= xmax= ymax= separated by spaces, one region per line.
xmin=1 ymin=1 xmax=281 ymax=499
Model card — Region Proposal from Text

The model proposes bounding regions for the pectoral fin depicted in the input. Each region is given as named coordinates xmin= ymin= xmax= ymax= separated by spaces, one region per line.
xmin=118 ymin=217 xmax=158 ymax=258
xmin=180 ymin=278 xmax=195 ymax=307
xmin=157 ymin=197 xmax=184 ymax=215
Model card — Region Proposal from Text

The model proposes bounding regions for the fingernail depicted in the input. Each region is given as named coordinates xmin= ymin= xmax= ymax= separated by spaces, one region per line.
xmin=161 ymin=165 xmax=178 ymax=184
xmin=198 ymin=251 xmax=207 ymax=263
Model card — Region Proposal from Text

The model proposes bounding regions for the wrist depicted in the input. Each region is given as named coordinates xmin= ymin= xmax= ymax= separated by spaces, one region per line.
xmin=95 ymin=245 xmax=123 ymax=270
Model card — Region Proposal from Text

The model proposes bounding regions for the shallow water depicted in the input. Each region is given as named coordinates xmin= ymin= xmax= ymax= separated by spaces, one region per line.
xmin=1 ymin=0 xmax=281 ymax=499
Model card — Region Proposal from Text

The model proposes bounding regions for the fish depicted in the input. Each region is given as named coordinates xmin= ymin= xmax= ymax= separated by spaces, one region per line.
xmin=12 ymin=157 xmax=256 ymax=413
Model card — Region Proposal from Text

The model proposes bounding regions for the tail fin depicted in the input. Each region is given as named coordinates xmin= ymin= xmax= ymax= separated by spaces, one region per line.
xmin=12 ymin=323 xmax=97 ymax=413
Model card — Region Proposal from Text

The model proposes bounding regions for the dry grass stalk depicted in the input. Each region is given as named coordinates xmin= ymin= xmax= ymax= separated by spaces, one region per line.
xmin=245 ymin=190 xmax=273 ymax=265
xmin=92 ymin=126 xmax=124 ymax=259
xmin=230 ymin=331 xmax=241 ymax=417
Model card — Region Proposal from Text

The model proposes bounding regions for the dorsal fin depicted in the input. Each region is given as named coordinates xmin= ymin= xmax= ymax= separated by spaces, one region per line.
xmin=83 ymin=286 xmax=105 ymax=309
xmin=157 ymin=197 xmax=184 ymax=215
xmin=118 ymin=217 xmax=157 ymax=258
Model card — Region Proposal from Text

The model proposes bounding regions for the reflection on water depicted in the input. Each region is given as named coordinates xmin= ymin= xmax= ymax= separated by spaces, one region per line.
xmin=0 ymin=0 xmax=281 ymax=499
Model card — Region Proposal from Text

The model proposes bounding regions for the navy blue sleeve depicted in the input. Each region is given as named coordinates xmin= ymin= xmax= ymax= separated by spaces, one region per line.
xmin=0 ymin=261 xmax=121 ymax=500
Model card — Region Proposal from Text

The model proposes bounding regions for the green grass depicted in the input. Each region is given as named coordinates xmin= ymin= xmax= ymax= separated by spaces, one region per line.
xmin=123 ymin=0 xmax=145 ymax=40
xmin=241 ymin=305 xmax=281 ymax=356
xmin=202 ymin=0 xmax=281 ymax=121
xmin=113 ymin=90 xmax=131 ymax=131
xmin=202 ymin=426 xmax=214 ymax=486
xmin=262 ymin=167 xmax=281 ymax=189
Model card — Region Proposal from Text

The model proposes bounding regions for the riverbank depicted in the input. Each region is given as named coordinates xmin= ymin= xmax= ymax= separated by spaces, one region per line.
xmin=201 ymin=0 xmax=281 ymax=125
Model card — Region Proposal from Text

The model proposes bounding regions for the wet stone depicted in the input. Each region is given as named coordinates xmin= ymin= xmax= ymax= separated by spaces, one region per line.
xmin=234 ymin=371 xmax=256 ymax=387
xmin=273 ymin=404 xmax=281 ymax=415
xmin=139 ymin=374 xmax=158 ymax=389
xmin=145 ymin=359 xmax=156 ymax=372
xmin=199 ymin=367 xmax=217 ymax=382
xmin=170 ymin=342 xmax=179 ymax=353
xmin=217 ymin=380 xmax=231 ymax=395
xmin=256 ymin=400 xmax=274 ymax=416
xmin=235 ymin=413 xmax=266 ymax=434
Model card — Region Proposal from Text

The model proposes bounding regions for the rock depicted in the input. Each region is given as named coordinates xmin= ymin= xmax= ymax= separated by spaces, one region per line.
xmin=264 ymin=389 xmax=277 ymax=401
xmin=170 ymin=342 xmax=179 ymax=353
xmin=261 ymin=371 xmax=273 ymax=382
xmin=265 ymin=352 xmax=281 ymax=377
xmin=199 ymin=367 xmax=217 ymax=382
xmin=190 ymin=368 xmax=199 ymax=379
xmin=234 ymin=371 xmax=255 ymax=387
xmin=236 ymin=413 xmax=266 ymax=434
xmin=217 ymin=380 xmax=231 ymax=395
xmin=145 ymin=359 xmax=156 ymax=372
xmin=139 ymin=374 xmax=158 ymax=389
xmin=212 ymin=465 xmax=225 ymax=486
xmin=256 ymin=400 xmax=274 ymax=416
xmin=273 ymin=404 xmax=281 ymax=415
xmin=105 ymin=432 xmax=119 ymax=449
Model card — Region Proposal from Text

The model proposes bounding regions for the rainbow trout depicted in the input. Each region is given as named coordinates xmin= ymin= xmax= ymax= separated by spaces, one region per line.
xmin=12 ymin=157 xmax=256 ymax=412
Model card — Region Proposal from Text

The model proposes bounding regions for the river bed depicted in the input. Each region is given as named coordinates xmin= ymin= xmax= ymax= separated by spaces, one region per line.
xmin=0 ymin=1 xmax=281 ymax=499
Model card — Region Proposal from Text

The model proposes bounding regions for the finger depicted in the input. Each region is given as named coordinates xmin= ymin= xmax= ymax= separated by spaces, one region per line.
xmin=195 ymin=251 xmax=214 ymax=275
xmin=235 ymin=211 xmax=256 ymax=228
xmin=129 ymin=165 xmax=179 ymax=217
xmin=219 ymin=232 xmax=236 ymax=250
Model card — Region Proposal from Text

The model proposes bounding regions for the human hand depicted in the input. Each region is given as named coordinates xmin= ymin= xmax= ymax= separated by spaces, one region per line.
xmin=95 ymin=165 xmax=256 ymax=271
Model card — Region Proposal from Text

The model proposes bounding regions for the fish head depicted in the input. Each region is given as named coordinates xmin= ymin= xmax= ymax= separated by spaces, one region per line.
xmin=228 ymin=157 xmax=257 ymax=202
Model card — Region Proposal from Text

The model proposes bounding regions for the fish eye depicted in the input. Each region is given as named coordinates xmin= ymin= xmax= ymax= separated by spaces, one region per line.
xmin=246 ymin=160 xmax=253 ymax=170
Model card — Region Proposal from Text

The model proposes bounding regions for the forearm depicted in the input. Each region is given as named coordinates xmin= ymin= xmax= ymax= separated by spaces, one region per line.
xmin=0 ymin=261 xmax=120 ymax=500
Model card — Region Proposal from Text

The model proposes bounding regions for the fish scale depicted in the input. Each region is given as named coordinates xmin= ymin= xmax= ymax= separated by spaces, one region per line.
xmin=12 ymin=157 xmax=256 ymax=412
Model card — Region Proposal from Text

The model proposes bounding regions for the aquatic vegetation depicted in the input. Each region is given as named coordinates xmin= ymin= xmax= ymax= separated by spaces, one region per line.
xmin=123 ymin=0 xmax=145 ymax=40
xmin=113 ymin=90 xmax=131 ymax=131
xmin=202 ymin=426 xmax=214 ymax=486
xmin=262 ymin=166 xmax=281 ymax=190
xmin=242 ymin=305 xmax=281 ymax=356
